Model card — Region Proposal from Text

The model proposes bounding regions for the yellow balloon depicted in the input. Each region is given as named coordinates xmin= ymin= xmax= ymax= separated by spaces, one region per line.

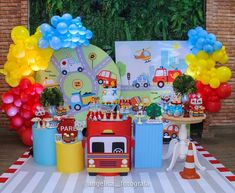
xmin=198 ymin=59 xmax=207 ymax=69
xmin=4 ymin=61 xmax=16 ymax=72
xmin=5 ymin=76 xmax=20 ymax=87
xmin=12 ymin=44 xmax=25 ymax=59
xmin=216 ymin=66 xmax=232 ymax=83
xmin=212 ymin=50 xmax=223 ymax=61
xmin=11 ymin=26 xmax=29 ymax=44
xmin=207 ymin=58 xmax=215 ymax=69
xmin=219 ymin=55 xmax=228 ymax=64
xmin=20 ymin=65 xmax=32 ymax=76
xmin=24 ymin=36 xmax=38 ymax=50
xmin=185 ymin=54 xmax=196 ymax=65
xmin=197 ymin=51 xmax=209 ymax=60
xmin=25 ymin=76 xmax=35 ymax=84
xmin=38 ymin=60 xmax=49 ymax=70
xmin=209 ymin=78 xmax=220 ymax=88
xmin=201 ymin=75 xmax=210 ymax=85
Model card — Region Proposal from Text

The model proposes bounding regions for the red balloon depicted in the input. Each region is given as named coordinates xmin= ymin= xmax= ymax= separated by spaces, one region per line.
xmin=216 ymin=83 xmax=232 ymax=99
xmin=6 ymin=105 xmax=19 ymax=117
xmin=11 ymin=87 xmax=20 ymax=95
xmin=208 ymin=95 xmax=220 ymax=102
xmin=21 ymin=109 xmax=33 ymax=120
xmin=11 ymin=115 xmax=24 ymax=128
xmin=196 ymin=81 xmax=204 ymax=92
xmin=22 ymin=104 xmax=31 ymax=111
xmin=2 ymin=92 xmax=14 ymax=104
xmin=34 ymin=83 xmax=44 ymax=94
xmin=24 ymin=120 xmax=33 ymax=128
xmin=20 ymin=92 xmax=30 ymax=103
xmin=203 ymin=85 xmax=213 ymax=96
xmin=16 ymin=125 xmax=26 ymax=136
xmin=21 ymin=129 xmax=32 ymax=146
xmin=206 ymin=100 xmax=221 ymax=113
xmin=19 ymin=78 xmax=32 ymax=90
xmin=14 ymin=97 xmax=22 ymax=107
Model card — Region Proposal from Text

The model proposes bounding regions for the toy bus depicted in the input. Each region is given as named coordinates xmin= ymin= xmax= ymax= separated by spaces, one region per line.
xmin=86 ymin=117 xmax=134 ymax=176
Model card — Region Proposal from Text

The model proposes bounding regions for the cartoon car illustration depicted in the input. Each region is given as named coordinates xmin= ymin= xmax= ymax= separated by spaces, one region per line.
xmin=130 ymin=96 xmax=151 ymax=111
xmin=132 ymin=74 xmax=150 ymax=88
xmin=163 ymin=124 xmax=179 ymax=139
xmin=60 ymin=58 xmax=84 ymax=75
xmin=96 ymin=70 xmax=117 ymax=88
xmin=70 ymin=92 xmax=95 ymax=111
xmin=152 ymin=66 xmax=182 ymax=88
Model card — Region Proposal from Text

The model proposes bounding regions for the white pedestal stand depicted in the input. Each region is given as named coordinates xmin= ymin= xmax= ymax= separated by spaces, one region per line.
xmin=162 ymin=115 xmax=206 ymax=171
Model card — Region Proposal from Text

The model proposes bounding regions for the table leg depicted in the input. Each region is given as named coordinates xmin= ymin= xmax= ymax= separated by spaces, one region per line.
xmin=166 ymin=142 xmax=180 ymax=171
xmin=163 ymin=138 xmax=178 ymax=160
xmin=192 ymin=143 xmax=206 ymax=171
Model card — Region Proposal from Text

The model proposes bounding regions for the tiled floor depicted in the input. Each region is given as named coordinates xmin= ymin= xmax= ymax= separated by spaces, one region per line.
xmin=0 ymin=127 xmax=235 ymax=174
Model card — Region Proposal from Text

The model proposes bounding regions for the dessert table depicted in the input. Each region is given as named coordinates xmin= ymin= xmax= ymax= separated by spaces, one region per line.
xmin=162 ymin=114 xmax=206 ymax=171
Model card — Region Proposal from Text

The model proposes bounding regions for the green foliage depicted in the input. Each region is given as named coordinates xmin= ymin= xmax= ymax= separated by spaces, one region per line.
xmin=116 ymin=61 xmax=126 ymax=77
xmin=29 ymin=0 xmax=205 ymax=57
xmin=173 ymin=74 xmax=197 ymax=95
xmin=40 ymin=87 xmax=64 ymax=107
xmin=146 ymin=103 xmax=162 ymax=119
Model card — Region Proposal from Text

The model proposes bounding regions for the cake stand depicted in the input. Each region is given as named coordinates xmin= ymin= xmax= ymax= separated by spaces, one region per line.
xmin=162 ymin=114 xmax=206 ymax=171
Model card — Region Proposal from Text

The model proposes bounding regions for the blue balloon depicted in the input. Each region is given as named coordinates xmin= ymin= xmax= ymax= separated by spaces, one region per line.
xmin=198 ymin=29 xmax=208 ymax=38
xmin=38 ymin=38 xmax=49 ymax=48
xmin=203 ymin=44 xmax=213 ymax=54
xmin=56 ymin=22 xmax=68 ymax=34
xmin=62 ymin=13 xmax=73 ymax=24
xmin=195 ymin=38 xmax=205 ymax=49
xmin=195 ymin=26 xmax=203 ymax=32
xmin=187 ymin=29 xmax=196 ymax=37
xmin=189 ymin=37 xmax=197 ymax=45
xmin=71 ymin=34 xmax=80 ymax=42
xmin=192 ymin=47 xmax=199 ymax=55
xmin=40 ymin=23 xmax=53 ymax=35
xmin=208 ymin=33 xmax=216 ymax=42
xmin=70 ymin=42 xmax=78 ymax=49
xmin=86 ymin=30 xmax=93 ymax=39
xmin=51 ymin=15 xmax=61 ymax=27
xmin=69 ymin=24 xmax=78 ymax=34
xmin=213 ymin=41 xmax=222 ymax=50
xmin=49 ymin=36 xmax=62 ymax=50
xmin=83 ymin=40 xmax=90 ymax=46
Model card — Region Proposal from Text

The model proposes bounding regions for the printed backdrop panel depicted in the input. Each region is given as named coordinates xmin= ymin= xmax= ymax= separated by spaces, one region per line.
xmin=115 ymin=41 xmax=191 ymax=139
xmin=36 ymin=44 xmax=121 ymax=120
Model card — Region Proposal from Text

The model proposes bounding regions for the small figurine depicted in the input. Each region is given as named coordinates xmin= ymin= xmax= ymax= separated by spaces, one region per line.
xmin=189 ymin=94 xmax=205 ymax=117
xmin=161 ymin=95 xmax=171 ymax=113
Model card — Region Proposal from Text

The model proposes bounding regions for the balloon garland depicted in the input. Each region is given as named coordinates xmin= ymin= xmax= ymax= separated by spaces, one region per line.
xmin=1 ymin=78 xmax=44 ymax=146
xmin=0 ymin=27 xmax=53 ymax=87
xmin=186 ymin=27 xmax=232 ymax=113
xmin=39 ymin=13 xmax=93 ymax=50
xmin=0 ymin=13 xmax=93 ymax=146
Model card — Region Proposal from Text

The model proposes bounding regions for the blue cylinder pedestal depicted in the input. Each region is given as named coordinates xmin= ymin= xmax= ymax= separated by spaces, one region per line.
xmin=32 ymin=125 xmax=57 ymax=166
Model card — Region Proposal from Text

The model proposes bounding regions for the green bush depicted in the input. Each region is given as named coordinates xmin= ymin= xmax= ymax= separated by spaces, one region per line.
xmin=29 ymin=0 xmax=205 ymax=57
xmin=40 ymin=87 xmax=64 ymax=107
xmin=173 ymin=74 xmax=197 ymax=95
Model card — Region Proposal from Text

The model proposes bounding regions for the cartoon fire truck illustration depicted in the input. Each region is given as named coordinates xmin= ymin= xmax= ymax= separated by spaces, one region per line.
xmin=152 ymin=66 xmax=182 ymax=88
xmin=86 ymin=117 xmax=134 ymax=176
xmin=60 ymin=58 xmax=84 ymax=75
xmin=132 ymin=74 xmax=150 ymax=88
xmin=70 ymin=92 xmax=95 ymax=111
xmin=96 ymin=70 xmax=117 ymax=88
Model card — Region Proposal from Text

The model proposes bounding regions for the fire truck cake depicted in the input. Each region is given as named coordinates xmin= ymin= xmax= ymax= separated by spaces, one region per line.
xmin=86 ymin=116 xmax=134 ymax=176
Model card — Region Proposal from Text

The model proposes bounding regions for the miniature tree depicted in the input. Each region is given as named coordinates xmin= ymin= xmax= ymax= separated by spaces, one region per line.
xmin=146 ymin=103 xmax=162 ymax=120
xmin=116 ymin=61 xmax=126 ymax=77
xmin=40 ymin=87 xmax=64 ymax=107
xmin=173 ymin=74 xmax=196 ymax=95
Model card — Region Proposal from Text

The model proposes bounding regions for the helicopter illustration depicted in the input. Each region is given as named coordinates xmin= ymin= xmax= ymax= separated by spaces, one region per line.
xmin=134 ymin=48 xmax=151 ymax=63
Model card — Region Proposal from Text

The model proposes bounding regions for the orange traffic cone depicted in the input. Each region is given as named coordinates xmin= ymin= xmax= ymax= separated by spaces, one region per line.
xmin=180 ymin=142 xmax=200 ymax=179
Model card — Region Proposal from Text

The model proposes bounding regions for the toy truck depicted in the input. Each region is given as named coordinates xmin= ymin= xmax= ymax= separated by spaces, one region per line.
xmin=132 ymin=74 xmax=150 ymax=88
xmin=130 ymin=96 xmax=151 ymax=111
xmin=96 ymin=70 xmax=117 ymax=88
xmin=86 ymin=117 xmax=134 ymax=176
xmin=60 ymin=58 xmax=84 ymax=75
xmin=152 ymin=67 xmax=182 ymax=88
xmin=70 ymin=92 xmax=95 ymax=111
